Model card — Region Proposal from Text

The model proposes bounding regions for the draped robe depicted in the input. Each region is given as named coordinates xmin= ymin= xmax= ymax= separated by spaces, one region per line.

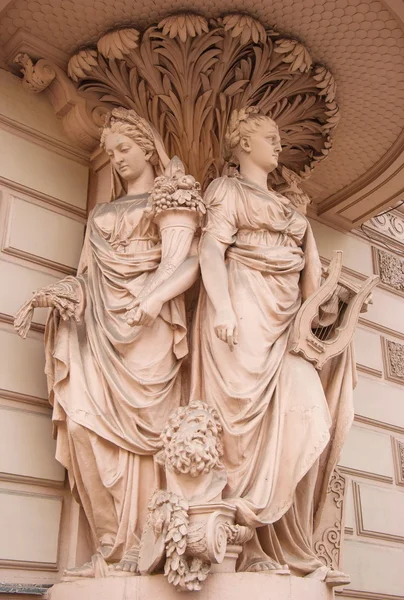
xmin=191 ymin=177 xmax=355 ymax=574
xmin=45 ymin=194 xmax=188 ymax=562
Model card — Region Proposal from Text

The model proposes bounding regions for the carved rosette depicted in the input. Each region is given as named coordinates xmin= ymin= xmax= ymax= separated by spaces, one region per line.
xmin=15 ymin=12 xmax=339 ymax=190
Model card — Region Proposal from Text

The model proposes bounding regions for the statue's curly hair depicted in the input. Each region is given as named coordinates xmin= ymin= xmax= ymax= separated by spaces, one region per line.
xmin=224 ymin=106 xmax=279 ymax=164
xmin=100 ymin=107 xmax=159 ymax=168
xmin=157 ymin=401 xmax=223 ymax=477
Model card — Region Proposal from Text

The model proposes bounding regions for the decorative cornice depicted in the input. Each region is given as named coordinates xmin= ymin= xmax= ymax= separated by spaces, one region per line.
xmin=363 ymin=209 xmax=404 ymax=252
xmin=3 ymin=28 xmax=70 ymax=70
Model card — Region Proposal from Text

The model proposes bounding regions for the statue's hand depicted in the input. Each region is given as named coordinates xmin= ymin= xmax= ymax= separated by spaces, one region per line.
xmin=14 ymin=280 xmax=81 ymax=338
xmin=126 ymin=294 xmax=163 ymax=327
xmin=214 ymin=308 xmax=238 ymax=351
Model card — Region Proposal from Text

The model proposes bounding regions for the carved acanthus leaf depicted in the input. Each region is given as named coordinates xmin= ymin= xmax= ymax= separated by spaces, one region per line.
xmin=274 ymin=38 xmax=313 ymax=73
xmin=61 ymin=12 xmax=339 ymax=187
xmin=97 ymin=28 xmax=140 ymax=60
xmin=157 ymin=14 xmax=209 ymax=42
xmin=222 ymin=14 xmax=267 ymax=44
xmin=67 ymin=49 xmax=98 ymax=83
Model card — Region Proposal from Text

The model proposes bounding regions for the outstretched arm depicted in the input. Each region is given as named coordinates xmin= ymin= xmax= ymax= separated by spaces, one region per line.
xmin=199 ymin=233 xmax=238 ymax=351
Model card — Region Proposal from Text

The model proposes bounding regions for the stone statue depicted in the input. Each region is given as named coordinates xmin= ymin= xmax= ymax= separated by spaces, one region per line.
xmin=14 ymin=108 xmax=201 ymax=577
xmin=191 ymin=107 xmax=355 ymax=585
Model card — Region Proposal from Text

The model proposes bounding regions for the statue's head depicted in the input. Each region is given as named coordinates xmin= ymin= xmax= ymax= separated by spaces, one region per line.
xmin=224 ymin=107 xmax=281 ymax=174
xmin=157 ymin=401 xmax=223 ymax=478
xmin=101 ymin=108 xmax=169 ymax=199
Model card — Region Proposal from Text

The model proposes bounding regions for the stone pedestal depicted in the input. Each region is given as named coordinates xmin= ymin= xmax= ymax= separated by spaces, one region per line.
xmin=46 ymin=573 xmax=336 ymax=600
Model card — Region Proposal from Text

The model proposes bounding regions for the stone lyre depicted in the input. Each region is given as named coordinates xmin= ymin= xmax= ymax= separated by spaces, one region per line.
xmin=290 ymin=250 xmax=379 ymax=369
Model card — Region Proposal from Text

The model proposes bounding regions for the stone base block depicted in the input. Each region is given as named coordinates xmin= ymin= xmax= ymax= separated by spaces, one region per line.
xmin=47 ymin=573 xmax=336 ymax=600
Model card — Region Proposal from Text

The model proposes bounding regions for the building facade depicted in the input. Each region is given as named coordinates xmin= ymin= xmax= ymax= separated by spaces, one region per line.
xmin=0 ymin=1 xmax=404 ymax=598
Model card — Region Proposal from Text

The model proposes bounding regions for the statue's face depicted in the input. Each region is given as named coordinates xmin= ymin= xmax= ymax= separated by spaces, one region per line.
xmin=104 ymin=132 xmax=151 ymax=182
xmin=242 ymin=121 xmax=282 ymax=174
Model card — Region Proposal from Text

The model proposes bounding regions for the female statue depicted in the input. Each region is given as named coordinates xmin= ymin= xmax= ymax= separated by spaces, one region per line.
xmin=191 ymin=107 xmax=354 ymax=582
xmin=14 ymin=108 xmax=199 ymax=576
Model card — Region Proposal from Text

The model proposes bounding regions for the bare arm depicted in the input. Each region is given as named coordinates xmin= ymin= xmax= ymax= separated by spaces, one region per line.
xmin=127 ymin=249 xmax=199 ymax=327
xmin=199 ymin=233 xmax=238 ymax=351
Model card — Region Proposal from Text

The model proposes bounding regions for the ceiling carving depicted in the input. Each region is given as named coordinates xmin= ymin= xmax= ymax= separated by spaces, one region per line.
xmin=0 ymin=0 xmax=404 ymax=229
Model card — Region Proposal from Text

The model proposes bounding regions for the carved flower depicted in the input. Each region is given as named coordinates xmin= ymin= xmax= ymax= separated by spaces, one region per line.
xmin=274 ymin=38 xmax=313 ymax=73
xmin=158 ymin=14 xmax=209 ymax=43
xmin=97 ymin=28 xmax=140 ymax=60
xmin=313 ymin=66 xmax=337 ymax=103
xmin=223 ymin=14 xmax=266 ymax=44
xmin=67 ymin=49 xmax=98 ymax=82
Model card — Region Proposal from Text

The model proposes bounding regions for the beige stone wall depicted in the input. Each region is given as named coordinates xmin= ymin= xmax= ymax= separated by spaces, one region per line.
xmin=310 ymin=218 xmax=404 ymax=600
xmin=0 ymin=68 xmax=90 ymax=587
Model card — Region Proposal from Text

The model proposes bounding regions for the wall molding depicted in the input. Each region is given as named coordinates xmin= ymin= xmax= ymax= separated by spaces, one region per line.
xmin=1 ymin=194 xmax=79 ymax=276
xmin=0 ymin=583 xmax=51 ymax=596
xmin=0 ymin=558 xmax=58 ymax=572
xmin=353 ymin=481 xmax=404 ymax=545
xmin=0 ymin=113 xmax=89 ymax=166
xmin=0 ymin=312 xmax=45 ymax=335
xmin=354 ymin=414 xmax=404 ymax=436
xmin=391 ymin=437 xmax=404 ymax=487
xmin=0 ymin=177 xmax=87 ymax=220
xmin=2 ymin=246 xmax=75 ymax=276
xmin=339 ymin=466 xmax=393 ymax=485
xmin=358 ymin=317 xmax=404 ymax=343
xmin=0 ymin=389 xmax=49 ymax=409
xmin=356 ymin=364 xmax=383 ymax=379
xmin=337 ymin=590 xmax=404 ymax=600
xmin=0 ymin=472 xmax=64 ymax=490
